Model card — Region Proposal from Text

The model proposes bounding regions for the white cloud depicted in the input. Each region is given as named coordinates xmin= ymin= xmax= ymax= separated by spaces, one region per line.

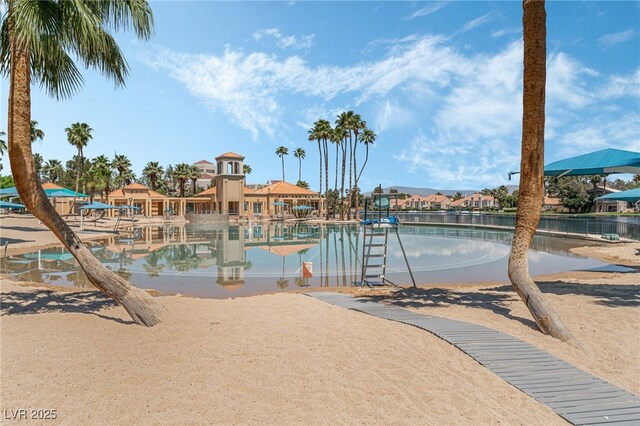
xmin=461 ymin=12 xmax=495 ymax=33
xmin=598 ymin=29 xmax=635 ymax=47
xmin=374 ymin=100 xmax=414 ymax=134
xmin=406 ymin=2 xmax=448 ymax=20
xmin=556 ymin=112 xmax=640 ymax=157
xmin=491 ymin=28 xmax=520 ymax=39
xmin=597 ymin=68 xmax=640 ymax=99
xmin=253 ymin=28 xmax=315 ymax=50
xmin=145 ymin=35 xmax=470 ymax=139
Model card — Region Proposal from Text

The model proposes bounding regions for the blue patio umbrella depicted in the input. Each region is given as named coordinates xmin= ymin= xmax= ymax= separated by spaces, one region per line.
xmin=45 ymin=189 xmax=88 ymax=198
xmin=273 ymin=201 xmax=288 ymax=206
xmin=595 ymin=188 xmax=640 ymax=204
xmin=291 ymin=205 xmax=313 ymax=210
xmin=79 ymin=201 xmax=119 ymax=210
xmin=0 ymin=200 xmax=25 ymax=209
xmin=544 ymin=148 xmax=640 ymax=178
xmin=0 ymin=187 xmax=19 ymax=197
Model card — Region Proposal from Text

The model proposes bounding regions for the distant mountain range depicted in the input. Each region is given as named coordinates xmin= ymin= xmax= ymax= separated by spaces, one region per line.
xmin=364 ymin=185 xmax=519 ymax=196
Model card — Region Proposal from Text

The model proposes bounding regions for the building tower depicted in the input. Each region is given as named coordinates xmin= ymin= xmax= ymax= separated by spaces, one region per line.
xmin=215 ymin=152 xmax=245 ymax=215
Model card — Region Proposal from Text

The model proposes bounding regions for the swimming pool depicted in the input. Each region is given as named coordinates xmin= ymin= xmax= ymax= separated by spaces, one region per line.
xmin=1 ymin=223 xmax=608 ymax=298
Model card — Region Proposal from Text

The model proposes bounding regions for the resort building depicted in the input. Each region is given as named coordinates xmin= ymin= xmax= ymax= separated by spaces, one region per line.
xmin=106 ymin=182 xmax=211 ymax=216
xmin=543 ymin=197 xmax=567 ymax=212
xmin=192 ymin=160 xmax=216 ymax=191
xmin=423 ymin=194 xmax=452 ymax=210
xmin=468 ymin=193 xmax=497 ymax=210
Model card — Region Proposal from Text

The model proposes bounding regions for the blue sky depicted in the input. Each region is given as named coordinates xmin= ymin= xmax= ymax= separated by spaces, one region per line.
xmin=2 ymin=1 xmax=639 ymax=191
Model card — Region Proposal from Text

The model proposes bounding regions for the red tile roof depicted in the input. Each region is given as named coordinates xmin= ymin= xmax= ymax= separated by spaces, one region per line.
xmin=252 ymin=181 xmax=319 ymax=196
xmin=215 ymin=152 xmax=244 ymax=160
xmin=194 ymin=160 xmax=214 ymax=165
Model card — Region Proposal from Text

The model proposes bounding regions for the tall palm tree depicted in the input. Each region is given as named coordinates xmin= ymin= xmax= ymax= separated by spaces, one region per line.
xmin=330 ymin=127 xmax=342 ymax=195
xmin=91 ymin=155 xmax=112 ymax=201
xmin=357 ymin=127 xmax=376 ymax=185
xmin=42 ymin=159 xmax=64 ymax=183
xmin=293 ymin=148 xmax=305 ymax=183
xmin=308 ymin=126 xmax=322 ymax=208
xmin=3 ymin=0 xmax=164 ymax=325
xmin=173 ymin=163 xmax=191 ymax=197
xmin=30 ymin=120 xmax=44 ymax=143
xmin=508 ymin=0 xmax=575 ymax=345
xmin=188 ymin=164 xmax=200 ymax=195
xmin=317 ymin=120 xmax=332 ymax=220
xmin=91 ymin=155 xmax=112 ymax=200
xmin=0 ymin=131 xmax=5 ymax=173
xmin=349 ymin=113 xmax=366 ymax=221
xmin=65 ymin=122 xmax=92 ymax=202
xmin=243 ymin=164 xmax=252 ymax=175
xmin=142 ymin=161 xmax=164 ymax=190
xmin=275 ymin=146 xmax=288 ymax=181
xmin=112 ymin=154 xmax=132 ymax=188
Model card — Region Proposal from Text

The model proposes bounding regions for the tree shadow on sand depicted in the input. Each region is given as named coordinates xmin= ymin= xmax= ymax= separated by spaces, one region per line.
xmin=0 ymin=288 xmax=134 ymax=324
xmin=361 ymin=287 xmax=540 ymax=330
xmin=483 ymin=280 xmax=640 ymax=308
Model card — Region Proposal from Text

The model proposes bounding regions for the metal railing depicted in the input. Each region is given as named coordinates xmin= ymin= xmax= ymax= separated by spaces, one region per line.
xmin=394 ymin=212 xmax=640 ymax=241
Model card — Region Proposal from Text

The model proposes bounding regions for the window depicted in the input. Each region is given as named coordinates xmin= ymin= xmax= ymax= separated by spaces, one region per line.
xmin=253 ymin=202 xmax=262 ymax=214
xmin=244 ymin=202 xmax=248 ymax=211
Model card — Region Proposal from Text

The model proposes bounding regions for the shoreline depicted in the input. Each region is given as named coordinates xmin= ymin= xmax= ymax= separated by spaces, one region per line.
xmin=1 ymin=216 xmax=638 ymax=424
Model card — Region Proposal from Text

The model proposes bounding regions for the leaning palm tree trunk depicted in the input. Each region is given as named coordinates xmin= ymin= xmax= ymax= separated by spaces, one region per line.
xmin=8 ymin=37 xmax=165 ymax=327
xmin=508 ymin=0 xmax=577 ymax=346
xmin=324 ymin=138 xmax=330 ymax=220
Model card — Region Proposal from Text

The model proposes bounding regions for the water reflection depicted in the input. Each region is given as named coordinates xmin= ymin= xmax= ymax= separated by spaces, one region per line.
xmin=0 ymin=223 xmax=607 ymax=298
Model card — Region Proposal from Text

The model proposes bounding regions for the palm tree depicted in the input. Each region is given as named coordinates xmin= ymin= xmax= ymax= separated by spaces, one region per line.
xmin=3 ymin=0 xmax=163 ymax=326
xmin=92 ymin=155 xmax=112 ymax=200
xmin=349 ymin=113 xmax=366 ymax=221
xmin=65 ymin=122 xmax=93 ymax=203
xmin=330 ymin=127 xmax=342 ymax=195
xmin=243 ymin=164 xmax=252 ymax=175
xmin=508 ymin=0 xmax=576 ymax=345
xmin=42 ymin=159 xmax=64 ymax=183
xmin=308 ymin=125 xmax=322 ymax=211
xmin=0 ymin=130 xmax=6 ymax=171
xmin=333 ymin=125 xmax=348 ymax=220
xmin=0 ymin=131 xmax=6 ymax=156
xmin=173 ymin=163 xmax=191 ymax=197
xmin=357 ymin=127 xmax=376 ymax=184
xmin=275 ymin=146 xmax=288 ymax=181
xmin=112 ymin=154 xmax=132 ymax=188
xmin=30 ymin=120 xmax=44 ymax=143
xmin=310 ymin=119 xmax=332 ymax=219
xmin=293 ymin=148 xmax=305 ymax=183
xmin=142 ymin=161 xmax=164 ymax=190
xmin=188 ymin=164 xmax=200 ymax=195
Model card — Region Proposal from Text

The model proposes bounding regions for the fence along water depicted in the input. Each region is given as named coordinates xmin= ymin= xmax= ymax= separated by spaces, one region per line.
xmin=393 ymin=212 xmax=640 ymax=241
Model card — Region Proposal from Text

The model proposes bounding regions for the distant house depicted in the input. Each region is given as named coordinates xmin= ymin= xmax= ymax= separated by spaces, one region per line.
xmin=450 ymin=197 xmax=470 ymax=210
xmin=543 ymin=197 xmax=567 ymax=212
xmin=468 ymin=193 xmax=496 ymax=210
xmin=402 ymin=195 xmax=428 ymax=210
xmin=193 ymin=160 xmax=216 ymax=190
xmin=423 ymin=194 xmax=452 ymax=210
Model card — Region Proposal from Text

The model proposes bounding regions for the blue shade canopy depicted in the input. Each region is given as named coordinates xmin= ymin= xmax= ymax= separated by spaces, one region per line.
xmin=45 ymin=189 xmax=88 ymax=198
xmin=0 ymin=187 xmax=19 ymax=197
xmin=79 ymin=201 xmax=119 ymax=210
xmin=0 ymin=187 xmax=88 ymax=198
xmin=118 ymin=205 xmax=141 ymax=210
xmin=291 ymin=205 xmax=313 ymax=210
xmin=0 ymin=200 xmax=25 ymax=209
xmin=595 ymin=188 xmax=640 ymax=204
xmin=544 ymin=148 xmax=640 ymax=177
xmin=273 ymin=201 xmax=287 ymax=206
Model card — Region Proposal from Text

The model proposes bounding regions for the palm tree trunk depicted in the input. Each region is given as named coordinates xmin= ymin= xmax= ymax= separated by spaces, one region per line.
xmin=508 ymin=0 xmax=577 ymax=346
xmin=340 ymin=142 xmax=347 ymax=221
xmin=334 ymin=143 xmax=338 ymax=194
xmin=353 ymin=135 xmax=360 ymax=221
xmin=357 ymin=144 xmax=370 ymax=184
xmin=324 ymin=138 xmax=329 ymax=220
xmin=281 ymin=156 xmax=285 ymax=182
xmin=298 ymin=157 xmax=301 ymax=183
xmin=318 ymin=142 xmax=322 ymax=213
xmin=347 ymin=136 xmax=353 ymax=220
xmin=7 ymin=31 xmax=165 ymax=327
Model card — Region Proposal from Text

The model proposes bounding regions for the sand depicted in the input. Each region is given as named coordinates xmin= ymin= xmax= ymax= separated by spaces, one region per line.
xmin=1 ymin=217 xmax=638 ymax=425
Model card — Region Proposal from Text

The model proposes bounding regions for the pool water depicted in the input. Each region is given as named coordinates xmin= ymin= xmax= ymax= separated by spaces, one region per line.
xmin=1 ymin=223 xmax=608 ymax=298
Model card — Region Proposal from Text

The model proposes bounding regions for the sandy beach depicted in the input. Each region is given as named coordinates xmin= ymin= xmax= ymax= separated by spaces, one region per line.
xmin=1 ymin=216 xmax=638 ymax=425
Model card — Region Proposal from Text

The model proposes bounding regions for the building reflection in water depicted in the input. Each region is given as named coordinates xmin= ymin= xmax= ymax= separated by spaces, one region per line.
xmin=0 ymin=222 xmax=605 ymax=296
